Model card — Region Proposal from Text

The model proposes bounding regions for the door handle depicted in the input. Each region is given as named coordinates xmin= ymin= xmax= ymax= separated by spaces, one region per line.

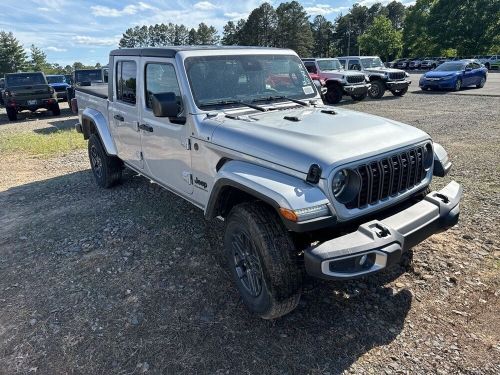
xmin=138 ymin=123 xmax=154 ymax=132
xmin=113 ymin=114 xmax=124 ymax=121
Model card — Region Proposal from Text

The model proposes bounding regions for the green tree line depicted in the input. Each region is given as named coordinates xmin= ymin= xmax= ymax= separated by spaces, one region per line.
xmin=0 ymin=31 xmax=102 ymax=77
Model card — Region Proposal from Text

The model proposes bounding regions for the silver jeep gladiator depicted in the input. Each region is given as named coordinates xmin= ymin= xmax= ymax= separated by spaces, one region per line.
xmin=75 ymin=47 xmax=462 ymax=319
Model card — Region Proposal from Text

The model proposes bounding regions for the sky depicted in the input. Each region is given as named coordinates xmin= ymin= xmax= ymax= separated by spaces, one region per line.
xmin=0 ymin=0 xmax=415 ymax=67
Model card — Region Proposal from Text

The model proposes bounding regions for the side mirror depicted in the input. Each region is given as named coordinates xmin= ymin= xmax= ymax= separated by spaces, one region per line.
xmin=151 ymin=92 xmax=181 ymax=118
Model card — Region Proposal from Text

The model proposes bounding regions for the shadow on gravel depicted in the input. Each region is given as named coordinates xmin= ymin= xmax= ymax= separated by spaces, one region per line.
xmin=0 ymin=170 xmax=412 ymax=374
xmin=33 ymin=117 xmax=78 ymax=134
xmin=0 ymin=102 xmax=73 ymax=126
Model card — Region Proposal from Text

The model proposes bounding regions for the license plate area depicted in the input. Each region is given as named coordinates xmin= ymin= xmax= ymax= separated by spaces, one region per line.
xmin=27 ymin=100 xmax=38 ymax=105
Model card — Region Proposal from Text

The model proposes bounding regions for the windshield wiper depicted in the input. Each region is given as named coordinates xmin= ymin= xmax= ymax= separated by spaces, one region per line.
xmin=252 ymin=95 xmax=310 ymax=107
xmin=198 ymin=99 xmax=267 ymax=112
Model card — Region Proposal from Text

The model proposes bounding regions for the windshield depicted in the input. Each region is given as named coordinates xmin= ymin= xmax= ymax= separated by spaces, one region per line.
xmin=317 ymin=59 xmax=342 ymax=71
xmin=6 ymin=73 xmax=46 ymax=86
xmin=435 ymin=62 xmax=465 ymax=71
xmin=47 ymin=75 xmax=66 ymax=84
xmin=361 ymin=57 xmax=384 ymax=68
xmin=75 ymin=69 xmax=103 ymax=84
xmin=185 ymin=54 xmax=317 ymax=108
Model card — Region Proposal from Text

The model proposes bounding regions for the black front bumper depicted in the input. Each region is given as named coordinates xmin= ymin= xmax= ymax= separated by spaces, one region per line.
xmin=386 ymin=80 xmax=411 ymax=90
xmin=305 ymin=181 xmax=462 ymax=280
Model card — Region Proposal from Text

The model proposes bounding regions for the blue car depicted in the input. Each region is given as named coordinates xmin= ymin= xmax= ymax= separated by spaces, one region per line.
xmin=419 ymin=60 xmax=487 ymax=91
xmin=46 ymin=74 xmax=71 ymax=101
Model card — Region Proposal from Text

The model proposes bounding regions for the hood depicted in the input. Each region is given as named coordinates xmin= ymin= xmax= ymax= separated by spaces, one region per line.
xmin=423 ymin=70 xmax=460 ymax=78
xmin=321 ymin=70 xmax=363 ymax=79
xmin=209 ymin=106 xmax=430 ymax=176
xmin=364 ymin=67 xmax=403 ymax=74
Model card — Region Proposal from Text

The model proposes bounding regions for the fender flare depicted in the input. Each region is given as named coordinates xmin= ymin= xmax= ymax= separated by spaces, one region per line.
xmin=205 ymin=160 xmax=333 ymax=230
xmin=81 ymin=107 xmax=117 ymax=155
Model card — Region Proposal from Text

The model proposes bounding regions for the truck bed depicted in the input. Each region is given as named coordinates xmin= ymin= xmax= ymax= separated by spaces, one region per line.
xmin=75 ymin=84 xmax=108 ymax=99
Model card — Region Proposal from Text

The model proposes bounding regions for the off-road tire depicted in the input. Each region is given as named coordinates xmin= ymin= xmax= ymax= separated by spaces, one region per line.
xmin=324 ymin=84 xmax=343 ymax=104
xmin=6 ymin=107 xmax=17 ymax=121
xmin=391 ymin=87 xmax=408 ymax=97
xmin=476 ymin=76 xmax=486 ymax=88
xmin=368 ymin=80 xmax=385 ymax=99
xmin=224 ymin=202 xmax=302 ymax=319
xmin=88 ymin=134 xmax=122 ymax=188
xmin=351 ymin=92 xmax=367 ymax=101
xmin=50 ymin=102 xmax=61 ymax=116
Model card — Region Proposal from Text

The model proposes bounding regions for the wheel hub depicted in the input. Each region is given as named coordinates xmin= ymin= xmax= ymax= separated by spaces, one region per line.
xmin=231 ymin=231 xmax=263 ymax=297
xmin=90 ymin=145 xmax=103 ymax=178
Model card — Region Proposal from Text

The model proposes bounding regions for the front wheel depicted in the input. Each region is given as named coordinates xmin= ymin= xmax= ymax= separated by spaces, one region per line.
xmin=368 ymin=80 xmax=385 ymax=99
xmin=324 ymin=84 xmax=343 ymax=104
xmin=88 ymin=134 xmax=123 ymax=188
xmin=224 ymin=202 xmax=302 ymax=319
xmin=351 ymin=92 xmax=367 ymax=101
xmin=476 ymin=76 xmax=486 ymax=88
xmin=391 ymin=87 xmax=408 ymax=96
xmin=454 ymin=78 xmax=462 ymax=91
xmin=6 ymin=107 xmax=17 ymax=121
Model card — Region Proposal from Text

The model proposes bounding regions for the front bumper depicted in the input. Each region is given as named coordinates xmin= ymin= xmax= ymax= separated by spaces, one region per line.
xmin=386 ymin=80 xmax=411 ymax=90
xmin=305 ymin=181 xmax=462 ymax=280
xmin=343 ymin=83 xmax=370 ymax=94
xmin=419 ymin=79 xmax=456 ymax=89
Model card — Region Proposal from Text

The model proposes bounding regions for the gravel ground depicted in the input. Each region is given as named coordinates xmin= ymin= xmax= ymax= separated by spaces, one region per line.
xmin=0 ymin=91 xmax=499 ymax=375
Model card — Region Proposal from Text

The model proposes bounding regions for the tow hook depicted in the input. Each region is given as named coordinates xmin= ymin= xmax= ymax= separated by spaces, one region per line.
xmin=434 ymin=193 xmax=450 ymax=204
xmin=372 ymin=223 xmax=390 ymax=238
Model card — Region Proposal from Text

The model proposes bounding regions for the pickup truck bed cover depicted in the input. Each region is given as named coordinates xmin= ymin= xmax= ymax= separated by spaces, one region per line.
xmin=75 ymin=84 xmax=108 ymax=99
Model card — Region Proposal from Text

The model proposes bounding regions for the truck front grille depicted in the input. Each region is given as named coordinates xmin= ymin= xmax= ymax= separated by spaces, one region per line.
xmin=346 ymin=75 xmax=365 ymax=84
xmin=345 ymin=146 xmax=427 ymax=209
xmin=388 ymin=72 xmax=406 ymax=81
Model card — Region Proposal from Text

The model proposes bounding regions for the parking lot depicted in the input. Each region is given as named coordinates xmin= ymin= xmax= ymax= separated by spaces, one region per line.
xmin=0 ymin=77 xmax=499 ymax=374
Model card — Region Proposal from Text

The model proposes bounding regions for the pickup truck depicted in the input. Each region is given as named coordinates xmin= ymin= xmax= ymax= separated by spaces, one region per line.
xmin=46 ymin=74 xmax=71 ymax=101
xmin=302 ymin=58 xmax=370 ymax=104
xmin=75 ymin=46 xmax=462 ymax=319
xmin=337 ymin=56 xmax=411 ymax=99
xmin=66 ymin=68 xmax=106 ymax=103
xmin=2 ymin=72 xmax=60 ymax=121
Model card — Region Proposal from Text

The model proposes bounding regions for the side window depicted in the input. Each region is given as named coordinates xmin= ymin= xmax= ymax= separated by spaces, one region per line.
xmin=473 ymin=63 xmax=480 ymax=69
xmin=338 ymin=59 xmax=346 ymax=69
xmin=348 ymin=59 xmax=361 ymax=70
xmin=304 ymin=62 xmax=317 ymax=74
xmin=116 ymin=61 xmax=137 ymax=105
xmin=145 ymin=63 xmax=181 ymax=109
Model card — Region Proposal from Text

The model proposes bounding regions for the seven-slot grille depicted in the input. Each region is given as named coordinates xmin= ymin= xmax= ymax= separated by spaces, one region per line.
xmin=345 ymin=145 xmax=428 ymax=209
xmin=346 ymin=75 xmax=365 ymax=84
xmin=388 ymin=72 xmax=406 ymax=81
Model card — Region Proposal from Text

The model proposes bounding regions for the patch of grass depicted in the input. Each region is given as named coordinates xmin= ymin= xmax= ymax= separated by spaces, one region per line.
xmin=0 ymin=128 xmax=86 ymax=157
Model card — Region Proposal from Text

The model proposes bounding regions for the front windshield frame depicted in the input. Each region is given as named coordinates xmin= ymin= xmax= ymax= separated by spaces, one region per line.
xmin=360 ymin=57 xmax=384 ymax=69
xmin=317 ymin=59 xmax=342 ymax=71
xmin=47 ymin=75 xmax=66 ymax=84
xmin=184 ymin=54 xmax=318 ymax=110
xmin=434 ymin=62 xmax=465 ymax=71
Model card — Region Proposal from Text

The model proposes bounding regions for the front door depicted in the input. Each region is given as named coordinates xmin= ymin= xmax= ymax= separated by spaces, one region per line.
xmin=109 ymin=58 xmax=142 ymax=169
xmin=139 ymin=58 xmax=193 ymax=195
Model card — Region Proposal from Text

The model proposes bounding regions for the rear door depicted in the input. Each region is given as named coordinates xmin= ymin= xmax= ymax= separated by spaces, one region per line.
xmin=109 ymin=58 xmax=143 ymax=169
xmin=139 ymin=58 xmax=193 ymax=195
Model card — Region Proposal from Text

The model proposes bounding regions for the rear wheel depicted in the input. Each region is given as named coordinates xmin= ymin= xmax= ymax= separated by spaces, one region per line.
xmin=391 ymin=87 xmax=408 ymax=96
xmin=50 ymin=102 xmax=61 ymax=116
xmin=351 ymin=92 xmax=367 ymax=101
xmin=224 ymin=202 xmax=302 ymax=319
xmin=88 ymin=134 xmax=123 ymax=188
xmin=368 ymin=80 xmax=385 ymax=99
xmin=6 ymin=107 xmax=17 ymax=121
xmin=476 ymin=76 xmax=486 ymax=88
xmin=324 ymin=84 xmax=343 ymax=104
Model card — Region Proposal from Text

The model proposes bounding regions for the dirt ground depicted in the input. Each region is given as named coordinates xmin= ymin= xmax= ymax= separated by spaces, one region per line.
xmin=0 ymin=88 xmax=499 ymax=375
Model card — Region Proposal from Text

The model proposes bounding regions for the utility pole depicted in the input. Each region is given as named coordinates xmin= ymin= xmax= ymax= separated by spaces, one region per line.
xmin=347 ymin=20 xmax=351 ymax=55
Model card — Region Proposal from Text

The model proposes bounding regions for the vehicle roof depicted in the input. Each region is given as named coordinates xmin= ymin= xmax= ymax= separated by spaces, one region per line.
xmin=46 ymin=74 xmax=64 ymax=76
xmin=111 ymin=46 xmax=288 ymax=58
xmin=302 ymin=57 xmax=339 ymax=61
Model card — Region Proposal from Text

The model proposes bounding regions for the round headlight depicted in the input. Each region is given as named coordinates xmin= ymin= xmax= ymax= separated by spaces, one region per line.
xmin=423 ymin=142 xmax=433 ymax=170
xmin=332 ymin=170 xmax=348 ymax=195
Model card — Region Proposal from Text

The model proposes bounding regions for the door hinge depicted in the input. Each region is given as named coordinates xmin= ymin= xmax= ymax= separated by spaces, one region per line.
xmin=182 ymin=138 xmax=191 ymax=150
xmin=182 ymin=171 xmax=193 ymax=185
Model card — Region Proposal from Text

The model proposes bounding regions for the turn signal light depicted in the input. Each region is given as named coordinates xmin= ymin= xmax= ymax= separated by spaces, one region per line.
xmin=279 ymin=208 xmax=298 ymax=222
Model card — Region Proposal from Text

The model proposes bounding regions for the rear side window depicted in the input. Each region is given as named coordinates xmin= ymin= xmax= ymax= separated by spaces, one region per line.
xmin=144 ymin=63 xmax=181 ymax=109
xmin=303 ymin=62 xmax=317 ymax=74
xmin=116 ymin=61 xmax=137 ymax=105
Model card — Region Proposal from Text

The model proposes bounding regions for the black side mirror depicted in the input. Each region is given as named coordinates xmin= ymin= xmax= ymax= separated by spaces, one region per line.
xmin=151 ymin=92 xmax=181 ymax=118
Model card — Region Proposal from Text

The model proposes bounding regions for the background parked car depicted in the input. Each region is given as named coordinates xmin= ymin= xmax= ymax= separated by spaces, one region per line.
xmin=408 ymin=58 xmax=423 ymax=70
xmin=396 ymin=58 xmax=411 ymax=69
xmin=419 ymin=60 xmax=487 ymax=92
xmin=66 ymin=68 xmax=105 ymax=102
xmin=420 ymin=57 xmax=440 ymax=69
xmin=46 ymin=74 xmax=70 ymax=102
xmin=0 ymin=78 xmax=4 ymax=106
xmin=64 ymin=74 xmax=74 ymax=86
xmin=1 ymin=71 xmax=60 ymax=121
xmin=481 ymin=55 xmax=499 ymax=70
